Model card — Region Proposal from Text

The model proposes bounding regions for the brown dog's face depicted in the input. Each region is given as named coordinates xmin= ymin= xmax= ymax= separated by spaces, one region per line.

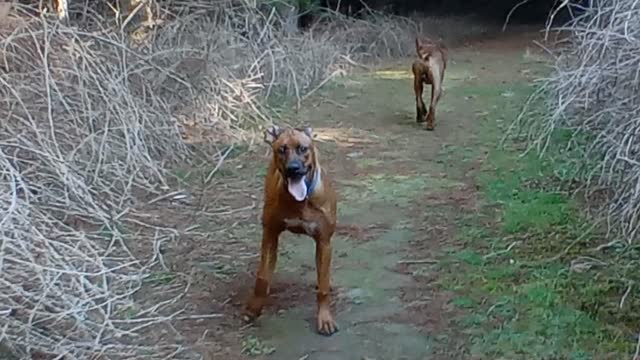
xmin=264 ymin=125 xmax=316 ymax=201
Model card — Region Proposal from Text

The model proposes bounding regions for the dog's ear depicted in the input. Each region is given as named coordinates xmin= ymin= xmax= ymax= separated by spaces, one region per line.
xmin=299 ymin=126 xmax=313 ymax=139
xmin=264 ymin=125 xmax=283 ymax=145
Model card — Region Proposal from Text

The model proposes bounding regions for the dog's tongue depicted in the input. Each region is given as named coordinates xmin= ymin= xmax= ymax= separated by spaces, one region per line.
xmin=288 ymin=177 xmax=307 ymax=202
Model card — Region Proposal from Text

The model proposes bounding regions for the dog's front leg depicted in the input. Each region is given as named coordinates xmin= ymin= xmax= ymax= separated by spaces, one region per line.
xmin=314 ymin=237 xmax=338 ymax=336
xmin=244 ymin=226 xmax=281 ymax=321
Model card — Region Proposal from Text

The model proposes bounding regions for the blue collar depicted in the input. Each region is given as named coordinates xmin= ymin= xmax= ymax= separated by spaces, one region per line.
xmin=305 ymin=168 xmax=321 ymax=199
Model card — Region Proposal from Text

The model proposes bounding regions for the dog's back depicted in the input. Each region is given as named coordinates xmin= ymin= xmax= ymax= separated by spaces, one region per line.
xmin=415 ymin=37 xmax=448 ymax=72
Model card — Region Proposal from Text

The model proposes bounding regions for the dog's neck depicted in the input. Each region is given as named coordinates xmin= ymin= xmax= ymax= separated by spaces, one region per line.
xmin=304 ymin=150 xmax=322 ymax=199
xmin=304 ymin=166 xmax=321 ymax=199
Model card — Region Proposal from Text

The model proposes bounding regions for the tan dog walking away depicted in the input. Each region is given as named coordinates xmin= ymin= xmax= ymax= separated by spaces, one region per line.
xmin=244 ymin=125 xmax=338 ymax=336
xmin=412 ymin=36 xmax=448 ymax=130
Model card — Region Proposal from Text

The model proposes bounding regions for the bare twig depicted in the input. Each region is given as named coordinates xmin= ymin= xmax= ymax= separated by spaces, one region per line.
xmin=397 ymin=259 xmax=438 ymax=265
xmin=620 ymin=281 xmax=633 ymax=309
xmin=502 ymin=0 xmax=533 ymax=32
xmin=175 ymin=314 xmax=224 ymax=321
xmin=483 ymin=241 xmax=521 ymax=259
xmin=204 ymin=145 xmax=234 ymax=185
xmin=301 ymin=69 xmax=345 ymax=102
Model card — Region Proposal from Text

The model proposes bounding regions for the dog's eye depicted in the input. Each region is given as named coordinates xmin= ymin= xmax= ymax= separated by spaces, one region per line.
xmin=277 ymin=145 xmax=286 ymax=154
xmin=298 ymin=145 xmax=308 ymax=153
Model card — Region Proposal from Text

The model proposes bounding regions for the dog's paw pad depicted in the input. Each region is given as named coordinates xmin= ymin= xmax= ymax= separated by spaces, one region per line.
xmin=316 ymin=312 xmax=339 ymax=336
xmin=317 ymin=323 xmax=339 ymax=336
xmin=242 ymin=309 xmax=260 ymax=324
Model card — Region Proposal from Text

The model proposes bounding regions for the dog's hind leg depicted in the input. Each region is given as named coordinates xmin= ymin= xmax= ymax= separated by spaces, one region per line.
xmin=426 ymin=82 xmax=438 ymax=131
xmin=412 ymin=61 xmax=427 ymax=123
xmin=314 ymin=237 xmax=338 ymax=336
xmin=426 ymin=59 xmax=443 ymax=131
xmin=245 ymin=226 xmax=281 ymax=321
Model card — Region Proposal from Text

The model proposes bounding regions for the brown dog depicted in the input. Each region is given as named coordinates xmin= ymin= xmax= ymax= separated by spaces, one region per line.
xmin=244 ymin=125 xmax=338 ymax=336
xmin=411 ymin=37 xmax=448 ymax=130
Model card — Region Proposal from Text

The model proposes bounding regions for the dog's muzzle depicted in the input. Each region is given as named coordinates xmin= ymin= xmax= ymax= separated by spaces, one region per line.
xmin=285 ymin=160 xmax=311 ymax=202
xmin=285 ymin=160 xmax=308 ymax=180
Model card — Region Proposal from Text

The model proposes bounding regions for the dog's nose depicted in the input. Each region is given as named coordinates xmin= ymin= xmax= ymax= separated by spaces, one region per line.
xmin=285 ymin=161 xmax=305 ymax=176
xmin=286 ymin=161 xmax=302 ymax=172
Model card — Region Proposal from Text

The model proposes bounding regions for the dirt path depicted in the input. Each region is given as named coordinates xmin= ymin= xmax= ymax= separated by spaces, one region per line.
xmin=174 ymin=31 xmax=549 ymax=359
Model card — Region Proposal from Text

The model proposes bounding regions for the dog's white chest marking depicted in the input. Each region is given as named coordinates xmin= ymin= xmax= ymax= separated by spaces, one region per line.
xmin=284 ymin=218 xmax=318 ymax=235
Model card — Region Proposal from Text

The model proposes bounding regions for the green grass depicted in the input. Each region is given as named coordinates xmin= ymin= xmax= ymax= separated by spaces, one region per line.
xmin=339 ymin=173 xmax=462 ymax=208
xmin=432 ymin=80 xmax=635 ymax=359
xmin=241 ymin=335 xmax=276 ymax=356
xmin=481 ymin=149 xmax=578 ymax=235
xmin=145 ymin=271 xmax=177 ymax=285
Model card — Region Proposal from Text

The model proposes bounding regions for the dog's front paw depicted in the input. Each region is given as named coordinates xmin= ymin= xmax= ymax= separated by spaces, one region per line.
xmin=243 ymin=296 xmax=264 ymax=323
xmin=316 ymin=309 xmax=339 ymax=336
xmin=426 ymin=116 xmax=435 ymax=131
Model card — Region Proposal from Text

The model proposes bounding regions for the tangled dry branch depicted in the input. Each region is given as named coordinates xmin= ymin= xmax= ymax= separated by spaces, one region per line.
xmin=511 ymin=0 xmax=640 ymax=243
xmin=0 ymin=1 xmax=415 ymax=358
xmin=0 ymin=8 xmax=199 ymax=360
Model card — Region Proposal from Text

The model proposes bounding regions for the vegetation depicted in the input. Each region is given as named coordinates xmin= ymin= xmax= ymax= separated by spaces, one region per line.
xmin=2 ymin=0 xmax=640 ymax=358
xmin=0 ymin=1 xmax=414 ymax=358
xmin=501 ymin=0 xmax=640 ymax=357
xmin=437 ymin=79 xmax=633 ymax=358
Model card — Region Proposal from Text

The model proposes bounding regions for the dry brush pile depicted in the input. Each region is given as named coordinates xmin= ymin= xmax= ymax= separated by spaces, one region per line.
xmin=0 ymin=1 xmax=414 ymax=358
xmin=514 ymin=2 xmax=640 ymax=248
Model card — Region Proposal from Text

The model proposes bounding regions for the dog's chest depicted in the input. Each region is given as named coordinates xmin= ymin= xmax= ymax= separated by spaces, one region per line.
xmin=283 ymin=217 xmax=319 ymax=236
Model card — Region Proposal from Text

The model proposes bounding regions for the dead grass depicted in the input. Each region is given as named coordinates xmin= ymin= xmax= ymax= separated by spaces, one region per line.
xmin=512 ymin=0 xmax=640 ymax=244
xmin=507 ymin=1 xmax=640 ymax=349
